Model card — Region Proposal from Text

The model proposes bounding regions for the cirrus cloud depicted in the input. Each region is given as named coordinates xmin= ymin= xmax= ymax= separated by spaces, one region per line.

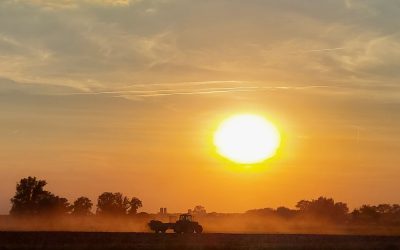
xmin=11 ymin=0 xmax=139 ymax=9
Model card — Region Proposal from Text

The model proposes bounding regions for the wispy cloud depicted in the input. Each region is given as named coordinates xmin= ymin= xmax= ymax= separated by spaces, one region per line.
xmin=51 ymin=81 xmax=330 ymax=98
xmin=114 ymin=80 xmax=248 ymax=89
xmin=1 ymin=0 xmax=399 ymax=95
xmin=132 ymin=85 xmax=330 ymax=97
xmin=13 ymin=0 xmax=139 ymax=9
xmin=297 ymin=47 xmax=345 ymax=54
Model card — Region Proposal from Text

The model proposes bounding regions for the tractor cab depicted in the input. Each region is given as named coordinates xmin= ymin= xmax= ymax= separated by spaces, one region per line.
xmin=173 ymin=213 xmax=202 ymax=233
xmin=179 ymin=214 xmax=193 ymax=222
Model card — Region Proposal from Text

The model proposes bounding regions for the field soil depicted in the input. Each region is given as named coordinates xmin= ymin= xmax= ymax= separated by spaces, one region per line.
xmin=0 ymin=232 xmax=400 ymax=250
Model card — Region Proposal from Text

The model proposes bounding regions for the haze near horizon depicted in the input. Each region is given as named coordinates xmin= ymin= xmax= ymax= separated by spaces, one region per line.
xmin=1 ymin=0 xmax=400 ymax=214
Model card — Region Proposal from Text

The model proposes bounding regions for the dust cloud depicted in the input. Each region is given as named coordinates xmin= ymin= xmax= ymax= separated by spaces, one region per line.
xmin=1 ymin=214 xmax=399 ymax=235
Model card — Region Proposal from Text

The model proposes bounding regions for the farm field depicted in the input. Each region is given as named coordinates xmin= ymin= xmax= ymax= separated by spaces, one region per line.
xmin=0 ymin=232 xmax=399 ymax=250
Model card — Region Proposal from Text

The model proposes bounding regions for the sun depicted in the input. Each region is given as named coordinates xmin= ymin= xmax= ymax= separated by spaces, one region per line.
xmin=214 ymin=114 xmax=281 ymax=164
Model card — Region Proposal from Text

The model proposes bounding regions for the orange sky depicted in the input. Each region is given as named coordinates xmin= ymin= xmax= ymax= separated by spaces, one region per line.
xmin=1 ymin=0 xmax=400 ymax=214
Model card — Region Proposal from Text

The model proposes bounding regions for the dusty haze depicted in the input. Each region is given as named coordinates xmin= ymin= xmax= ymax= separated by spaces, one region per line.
xmin=1 ymin=214 xmax=399 ymax=236
xmin=1 ymin=0 xmax=400 ymax=214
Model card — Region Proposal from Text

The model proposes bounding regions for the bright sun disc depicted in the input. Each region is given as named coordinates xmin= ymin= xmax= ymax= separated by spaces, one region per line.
xmin=214 ymin=114 xmax=281 ymax=164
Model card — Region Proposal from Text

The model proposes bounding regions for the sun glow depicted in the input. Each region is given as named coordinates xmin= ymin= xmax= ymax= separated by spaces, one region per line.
xmin=214 ymin=114 xmax=281 ymax=164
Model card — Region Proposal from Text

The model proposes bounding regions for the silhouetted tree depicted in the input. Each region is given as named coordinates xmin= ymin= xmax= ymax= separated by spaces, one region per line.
xmin=296 ymin=197 xmax=349 ymax=222
xmin=246 ymin=206 xmax=297 ymax=218
xmin=387 ymin=204 xmax=400 ymax=225
xmin=10 ymin=177 xmax=47 ymax=215
xmin=128 ymin=197 xmax=142 ymax=215
xmin=96 ymin=192 xmax=129 ymax=216
xmin=296 ymin=200 xmax=311 ymax=212
xmin=392 ymin=204 xmax=400 ymax=214
xmin=376 ymin=204 xmax=392 ymax=214
xmin=352 ymin=205 xmax=380 ymax=224
xmin=38 ymin=194 xmax=72 ymax=215
xmin=72 ymin=197 xmax=93 ymax=216
xmin=246 ymin=208 xmax=274 ymax=216
xmin=193 ymin=205 xmax=207 ymax=215
xmin=10 ymin=176 xmax=71 ymax=216
xmin=276 ymin=206 xmax=297 ymax=219
xmin=352 ymin=204 xmax=400 ymax=226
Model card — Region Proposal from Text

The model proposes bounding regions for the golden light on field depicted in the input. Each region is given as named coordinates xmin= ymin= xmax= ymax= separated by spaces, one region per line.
xmin=214 ymin=114 xmax=281 ymax=164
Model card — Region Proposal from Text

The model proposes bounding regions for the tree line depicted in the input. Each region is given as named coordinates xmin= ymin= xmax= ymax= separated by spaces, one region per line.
xmin=245 ymin=197 xmax=400 ymax=226
xmin=10 ymin=177 xmax=142 ymax=216
xmin=9 ymin=176 xmax=400 ymax=227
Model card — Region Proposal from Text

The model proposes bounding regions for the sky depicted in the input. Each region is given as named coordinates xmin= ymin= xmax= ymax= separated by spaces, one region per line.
xmin=1 ymin=0 xmax=400 ymax=214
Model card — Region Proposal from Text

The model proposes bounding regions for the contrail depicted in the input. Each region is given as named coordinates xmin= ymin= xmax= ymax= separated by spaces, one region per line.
xmin=56 ymin=85 xmax=329 ymax=97
xmin=134 ymin=85 xmax=330 ymax=97
xmin=55 ymin=86 xmax=259 ymax=96
xmin=124 ymin=80 xmax=248 ymax=88
xmin=134 ymin=88 xmax=259 ymax=97
xmin=88 ymin=80 xmax=252 ymax=91
xmin=299 ymin=47 xmax=345 ymax=53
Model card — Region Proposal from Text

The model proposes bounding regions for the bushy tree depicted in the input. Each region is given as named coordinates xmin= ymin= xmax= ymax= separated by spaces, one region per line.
xmin=296 ymin=197 xmax=349 ymax=222
xmin=246 ymin=207 xmax=297 ymax=218
xmin=96 ymin=193 xmax=143 ymax=216
xmin=276 ymin=206 xmax=297 ymax=218
xmin=37 ymin=194 xmax=71 ymax=215
xmin=96 ymin=192 xmax=130 ymax=216
xmin=351 ymin=204 xmax=400 ymax=225
xmin=10 ymin=176 xmax=71 ymax=216
xmin=72 ymin=197 xmax=93 ymax=216
xmin=10 ymin=177 xmax=47 ymax=215
xmin=192 ymin=205 xmax=207 ymax=215
xmin=245 ymin=208 xmax=275 ymax=216
xmin=128 ymin=197 xmax=142 ymax=215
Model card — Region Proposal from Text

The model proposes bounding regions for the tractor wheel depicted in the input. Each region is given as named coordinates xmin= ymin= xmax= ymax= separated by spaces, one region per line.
xmin=185 ymin=227 xmax=194 ymax=234
xmin=195 ymin=225 xmax=203 ymax=234
xmin=174 ymin=226 xmax=182 ymax=234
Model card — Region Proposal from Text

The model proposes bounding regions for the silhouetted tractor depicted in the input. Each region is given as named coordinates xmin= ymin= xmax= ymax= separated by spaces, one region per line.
xmin=148 ymin=214 xmax=203 ymax=234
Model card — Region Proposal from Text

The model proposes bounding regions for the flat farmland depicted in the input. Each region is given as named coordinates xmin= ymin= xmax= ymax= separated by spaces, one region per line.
xmin=0 ymin=232 xmax=399 ymax=250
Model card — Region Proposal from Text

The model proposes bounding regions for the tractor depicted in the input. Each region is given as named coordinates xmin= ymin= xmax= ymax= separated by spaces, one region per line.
xmin=148 ymin=214 xmax=203 ymax=234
